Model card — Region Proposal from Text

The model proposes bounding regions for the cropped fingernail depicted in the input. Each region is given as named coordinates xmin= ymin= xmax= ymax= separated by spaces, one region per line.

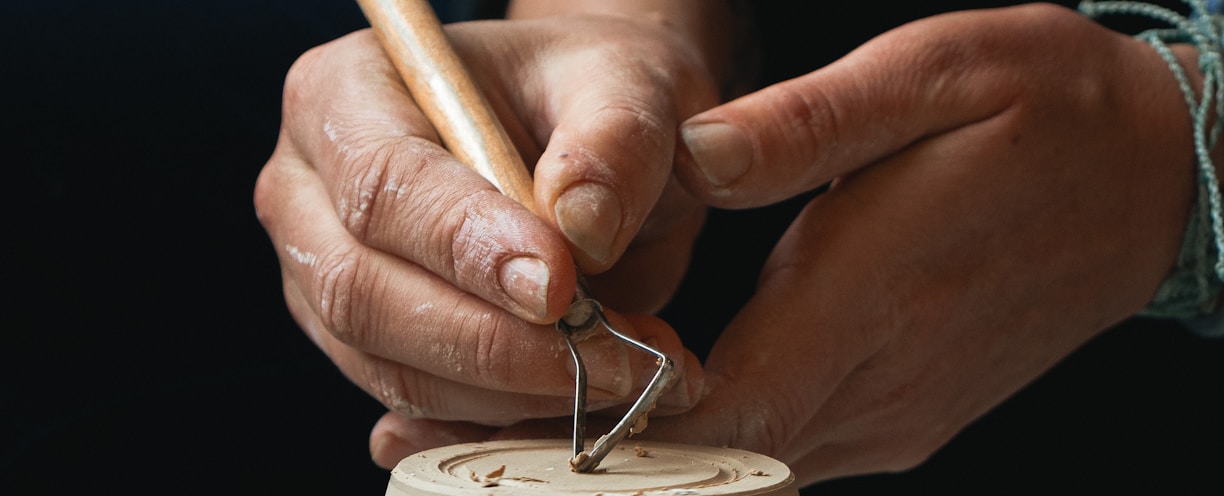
xmin=555 ymin=182 xmax=621 ymax=266
xmin=569 ymin=334 xmax=632 ymax=399
xmin=498 ymin=257 xmax=550 ymax=319
xmin=681 ymin=121 xmax=752 ymax=187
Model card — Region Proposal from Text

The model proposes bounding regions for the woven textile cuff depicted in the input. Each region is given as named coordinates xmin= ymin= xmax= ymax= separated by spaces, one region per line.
xmin=1080 ymin=0 xmax=1224 ymax=335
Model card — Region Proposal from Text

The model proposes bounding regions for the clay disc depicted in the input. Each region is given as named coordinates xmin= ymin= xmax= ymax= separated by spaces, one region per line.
xmin=385 ymin=439 xmax=797 ymax=496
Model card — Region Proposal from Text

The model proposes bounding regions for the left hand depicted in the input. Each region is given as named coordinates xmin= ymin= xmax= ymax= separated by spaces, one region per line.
xmin=651 ymin=3 xmax=1201 ymax=486
xmin=383 ymin=3 xmax=1204 ymax=486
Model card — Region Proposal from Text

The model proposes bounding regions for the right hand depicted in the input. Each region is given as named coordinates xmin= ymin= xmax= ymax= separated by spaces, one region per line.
xmin=253 ymin=15 xmax=721 ymax=464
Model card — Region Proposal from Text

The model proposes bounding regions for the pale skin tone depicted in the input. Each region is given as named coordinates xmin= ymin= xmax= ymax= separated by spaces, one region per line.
xmin=254 ymin=1 xmax=1215 ymax=488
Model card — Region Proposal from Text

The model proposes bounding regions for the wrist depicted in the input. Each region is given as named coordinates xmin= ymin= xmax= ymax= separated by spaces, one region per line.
xmin=1079 ymin=2 xmax=1224 ymax=332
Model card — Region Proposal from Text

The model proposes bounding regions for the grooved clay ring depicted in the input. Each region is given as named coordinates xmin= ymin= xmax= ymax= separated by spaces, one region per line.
xmin=385 ymin=439 xmax=797 ymax=496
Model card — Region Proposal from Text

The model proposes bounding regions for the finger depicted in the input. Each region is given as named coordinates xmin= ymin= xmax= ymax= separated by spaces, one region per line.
xmin=454 ymin=18 xmax=720 ymax=273
xmin=784 ymin=438 xmax=935 ymax=487
xmin=675 ymin=7 xmax=1037 ymax=208
xmin=367 ymin=388 xmax=693 ymax=471
xmin=483 ymin=397 xmax=687 ymax=445
xmin=367 ymin=414 xmax=671 ymax=471
xmin=587 ymin=313 xmax=706 ymax=416
xmin=585 ymin=178 xmax=707 ymax=314
xmin=267 ymin=177 xmax=703 ymax=403
xmin=283 ymin=278 xmax=591 ymax=420
xmin=259 ymin=148 xmax=626 ymax=397
xmin=289 ymin=282 xmax=703 ymax=425
xmin=642 ymin=193 xmax=896 ymax=456
xmin=278 ymin=29 xmax=575 ymax=322
xmin=364 ymin=330 xmax=702 ymax=469
xmin=369 ymin=414 xmax=499 ymax=469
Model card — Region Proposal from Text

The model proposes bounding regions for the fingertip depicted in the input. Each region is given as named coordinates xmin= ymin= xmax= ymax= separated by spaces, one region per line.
xmin=653 ymin=347 xmax=706 ymax=414
xmin=369 ymin=413 xmax=499 ymax=469
xmin=533 ymin=102 xmax=675 ymax=274
xmin=676 ymin=73 xmax=849 ymax=209
xmin=615 ymin=313 xmax=705 ymax=412
xmin=369 ymin=413 xmax=415 ymax=469
xmin=498 ymin=256 xmax=559 ymax=322
xmin=679 ymin=119 xmax=753 ymax=190
xmin=572 ymin=331 xmax=634 ymax=400
xmin=553 ymin=181 xmax=623 ymax=272
xmin=486 ymin=213 xmax=577 ymax=324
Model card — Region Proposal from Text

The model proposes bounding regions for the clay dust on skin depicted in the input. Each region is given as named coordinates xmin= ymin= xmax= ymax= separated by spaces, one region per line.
xmin=457 ymin=205 xmax=526 ymax=277
xmin=285 ymin=244 xmax=319 ymax=268
xmin=324 ymin=116 xmax=414 ymax=228
xmin=429 ymin=340 xmax=465 ymax=375
xmin=323 ymin=115 xmax=411 ymax=160
xmin=338 ymin=170 xmax=412 ymax=236
xmin=284 ymin=241 xmax=354 ymax=332
xmin=378 ymin=373 xmax=425 ymax=418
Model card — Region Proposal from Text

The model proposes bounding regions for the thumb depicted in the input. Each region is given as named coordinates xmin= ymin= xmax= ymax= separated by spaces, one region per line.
xmin=675 ymin=9 xmax=1015 ymax=209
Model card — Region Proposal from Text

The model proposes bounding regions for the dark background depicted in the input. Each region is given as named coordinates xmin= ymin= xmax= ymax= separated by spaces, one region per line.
xmin=3 ymin=0 xmax=1221 ymax=494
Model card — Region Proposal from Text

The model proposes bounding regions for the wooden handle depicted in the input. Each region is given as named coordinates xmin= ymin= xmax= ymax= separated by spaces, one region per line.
xmin=356 ymin=0 xmax=538 ymax=214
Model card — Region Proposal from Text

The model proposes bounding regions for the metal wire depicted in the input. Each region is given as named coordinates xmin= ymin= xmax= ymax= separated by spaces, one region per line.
xmin=555 ymin=282 xmax=676 ymax=473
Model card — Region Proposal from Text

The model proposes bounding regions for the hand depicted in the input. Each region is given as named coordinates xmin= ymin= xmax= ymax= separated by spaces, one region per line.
xmin=254 ymin=14 xmax=722 ymax=466
xmin=649 ymin=4 xmax=1198 ymax=486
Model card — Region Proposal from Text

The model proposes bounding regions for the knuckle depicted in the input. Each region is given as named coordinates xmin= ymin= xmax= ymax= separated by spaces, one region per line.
xmin=770 ymin=81 xmax=838 ymax=175
xmin=879 ymin=442 xmax=938 ymax=473
xmin=309 ymin=243 xmax=373 ymax=346
xmin=333 ymin=140 xmax=397 ymax=240
xmin=445 ymin=189 xmax=516 ymax=281
xmin=252 ymin=144 xmax=303 ymax=231
xmin=335 ymin=136 xmax=445 ymax=244
xmin=592 ymin=101 xmax=670 ymax=155
xmin=282 ymin=44 xmax=329 ymax=114
xmin=252 ymin=163 xmax=279 ymax=229
xmin=856 ymin=418 xmax=947 ymax=474
xmin=366 ymin=363 xmax=437 ymax=419
xmin=459 ymin=309 xmax=527 ymax=389
xmin=727 ymin=394 xmax=804 ymax=458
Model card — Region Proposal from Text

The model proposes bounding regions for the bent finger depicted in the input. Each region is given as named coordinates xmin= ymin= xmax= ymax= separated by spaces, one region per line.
xmin=370 ymin=414 xmax=500 ymax=469
xmin=489 ymin=19 xmax=719 ymax=272
xmin=279 ymin=29 xmax=576 ymax=322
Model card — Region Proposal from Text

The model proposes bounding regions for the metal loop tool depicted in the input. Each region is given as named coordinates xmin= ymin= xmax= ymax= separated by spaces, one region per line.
xmin=356 ymin=0 xmax=677 ymax=473
xmin=556 ymin=278 xmax=675 ymax=472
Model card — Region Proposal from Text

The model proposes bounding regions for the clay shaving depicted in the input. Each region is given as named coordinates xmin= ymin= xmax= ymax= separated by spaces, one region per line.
xmin=568 ymin=452 xmax=589 ymax=472
xmin=633 ymin=443 xmax=652 ymax=458
xmin=469 ymin=465 xmax=542 ymax=487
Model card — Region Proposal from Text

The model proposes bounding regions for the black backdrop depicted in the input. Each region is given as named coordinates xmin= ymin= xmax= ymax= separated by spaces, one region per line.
xmin=3 ymin=1 xmax=1221 ymax=494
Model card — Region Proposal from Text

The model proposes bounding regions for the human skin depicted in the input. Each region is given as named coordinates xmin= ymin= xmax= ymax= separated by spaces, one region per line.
xmin=372 ymin=3 xmax=1218 ymax=486
xmin=648 ymin=3 xmax=1211 ymax=485
xmin=253 ymin=0 xmax=734 ymax=462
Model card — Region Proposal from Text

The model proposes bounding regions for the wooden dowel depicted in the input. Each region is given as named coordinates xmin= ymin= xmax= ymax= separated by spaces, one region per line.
xmin=356 ymin=0 xmax=538 ymax=214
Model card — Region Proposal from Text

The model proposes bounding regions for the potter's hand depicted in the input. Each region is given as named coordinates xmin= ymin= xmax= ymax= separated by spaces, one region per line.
xmin=657 ymin=4 xmax=1201 ymax=486
xmin=254 ymin=13 xmax=721 ymax=466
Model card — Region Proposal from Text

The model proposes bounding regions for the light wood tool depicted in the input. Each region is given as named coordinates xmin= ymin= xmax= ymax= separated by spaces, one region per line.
xmin=354 ymin=0 xmax=675 ymax=473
